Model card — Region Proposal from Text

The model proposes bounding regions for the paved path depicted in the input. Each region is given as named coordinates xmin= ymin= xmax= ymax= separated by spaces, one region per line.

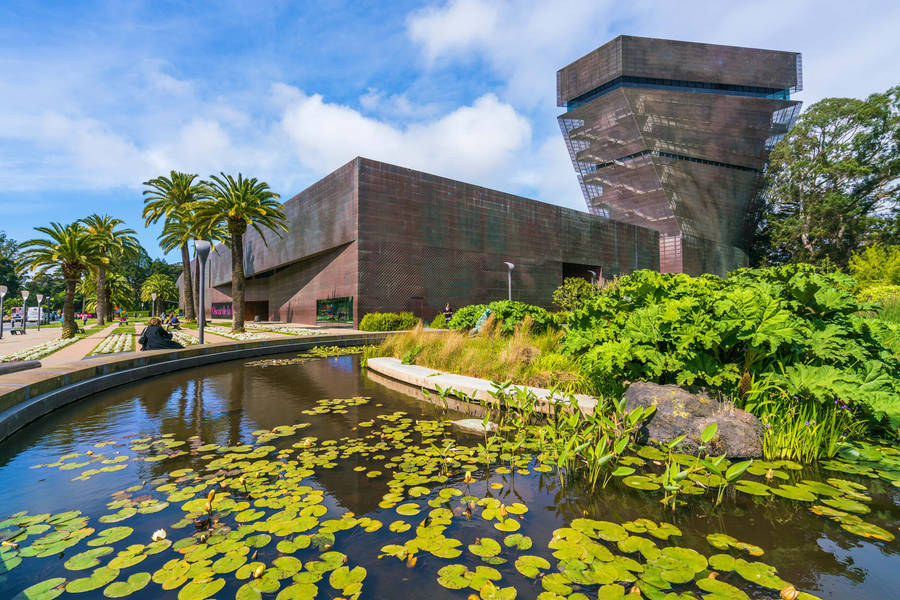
xmin=42 ymin=324 xmax=120 ymax=365
xmin=174 ymin=327 xmax=234 ymax=345
xmin=0 ymin=326 xmax=60 ymax=358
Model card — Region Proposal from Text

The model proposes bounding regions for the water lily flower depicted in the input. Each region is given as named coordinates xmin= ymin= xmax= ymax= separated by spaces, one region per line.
xmin=780 ymin=586 xmax=799 ymax=600
xmin=151 ymin=529 xmax=166 ymax=542
xmin=463 ymin=471 xmax=474 ymax=483
xmin=253 ymin=565 xmax=265 ymax=578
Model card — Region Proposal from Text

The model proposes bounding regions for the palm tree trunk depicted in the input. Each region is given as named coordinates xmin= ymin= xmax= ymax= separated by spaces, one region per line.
xmin=62 ymin=278 xmax=77 ymax=338
xmin=231 ymin=227 xmax=245 ymax=332
xmin=96 ymin=265 xmax=107 ymax=326
xmin=180 ymin=242 xmax=196 ymax=321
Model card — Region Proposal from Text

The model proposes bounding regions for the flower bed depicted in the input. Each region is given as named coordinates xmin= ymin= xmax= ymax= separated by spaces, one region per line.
xmin=249 ymin=324 xmax=318 ymax=336
xmin=204 ymin=325 xmax=268 ymax=341
xmin=0 ymin=336 xmax=81 ymax=362
xmin=170 ymin=330 xmax=199 ymax=346
xmin=89 ymin=332 xmax=134 ymax=355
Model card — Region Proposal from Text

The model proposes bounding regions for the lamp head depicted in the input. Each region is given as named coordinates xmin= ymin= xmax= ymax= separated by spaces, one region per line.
xmin=194 ymin=239 xmax=211 ymax=262
xmin=0 ymin=285 xmax=6 ymax=299
xmin=503 ymin=262 xmax=515 ymax=271
xmin=21 ymin=289 xmax=29 ymax=301
xmin=36 ymin=293 xmax=44 ymax=303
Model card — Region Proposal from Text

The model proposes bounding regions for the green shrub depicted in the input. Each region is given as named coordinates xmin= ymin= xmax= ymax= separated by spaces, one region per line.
xmin=857 ymin=284 xmax=900 ymax=304
xmin=849 ymin=244 xmax=900 ymax=287
xmin=564 ymin=265 xmax=900 ymax=438
xmin=448 ymin=301 xmax=556 ymax=335
xmin=552 ymin=277 xmax=599 ymax=311
xmin=447 ymin=304 xmax=488 ymax=330
xmin=429 ymin=312 xmax=448 ymax=329
xmin=487 ymin=300 xmax=555 ymax=334
xmin=358 ymin=311 xmax=418 ymax=331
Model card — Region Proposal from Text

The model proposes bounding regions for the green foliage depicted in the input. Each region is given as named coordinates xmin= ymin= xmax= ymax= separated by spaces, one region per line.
xmin=429 ymin=312 xmax=447 ymax=329
xmin=448 ymin=301 xmax=555 ymax=335
xmin=447 ymin=304 xmax=488 ymax=330
xmin=564 ymin=266 xmax=900 ymax=437
xmin=358 ymin=312 xmax=418 ymax=332
xmin=140 ymin=274 xmax=178 ymax=304
xmin=849 ymin=244 xmax=900 ymax=287
xmin=552 ymin=277 xmax=599 ymax=311
xmin=756 ymin=85 xmax=900 ymax=266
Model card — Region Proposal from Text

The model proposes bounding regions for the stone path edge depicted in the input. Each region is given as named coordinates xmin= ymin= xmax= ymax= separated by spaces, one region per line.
xmin=364 ymin=357 xmax=597 ymax=415
xmin=0 ymin=333 xmax=389 ymax=444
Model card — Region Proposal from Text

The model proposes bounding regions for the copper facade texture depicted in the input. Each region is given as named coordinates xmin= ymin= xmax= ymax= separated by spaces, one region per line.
xmin=557 ymin=35 xmax=803 ymax=274
xmin=190 ymin=157 xmax=659 ymax=326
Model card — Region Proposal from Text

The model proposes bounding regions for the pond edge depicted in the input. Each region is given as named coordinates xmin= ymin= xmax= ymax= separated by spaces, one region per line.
xmin=0 ymin=333 xmax=390 ymax=444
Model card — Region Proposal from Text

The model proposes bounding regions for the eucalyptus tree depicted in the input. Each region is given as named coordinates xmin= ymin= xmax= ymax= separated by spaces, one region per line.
xmin=81 ymin=214 xmax=140 ymax=325
xmin=18 ymin=222 xmax=105 ymax=338
xmin=142 ymin=171 xmax=209 ymax=321
xmin=194 ymin=173 xmax=288 ymax=332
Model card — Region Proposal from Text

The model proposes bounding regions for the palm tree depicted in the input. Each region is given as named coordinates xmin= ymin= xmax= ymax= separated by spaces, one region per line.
xmin=194 ymin=173 xmax=288 ymax=332
xmin=80 ymin=214 xmax=139 ymax=326
xmin=18 ymin=222 xmax=105 ymax=338
xmin=142 ymin=171 xmax=209 ymax=321
xmin=77 ymin=272 xmax=134 ymax=314
xmin=141 ymin=273 xmax=178 ymax=316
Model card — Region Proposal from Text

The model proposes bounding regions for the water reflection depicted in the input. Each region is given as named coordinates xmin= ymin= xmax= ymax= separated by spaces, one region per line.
xmin=0 ymin=354 xmax=896 ymax=599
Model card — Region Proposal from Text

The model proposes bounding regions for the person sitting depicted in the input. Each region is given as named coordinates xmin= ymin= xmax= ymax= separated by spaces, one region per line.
xmin=138 ymin=317 xmax=184 ymax=351
xmin=166 ymin=313 xmax=181 ymax=331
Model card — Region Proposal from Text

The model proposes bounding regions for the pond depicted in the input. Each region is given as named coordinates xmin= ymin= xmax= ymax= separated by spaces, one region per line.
xmin=0 ymin=352 xmax=897 ymax=599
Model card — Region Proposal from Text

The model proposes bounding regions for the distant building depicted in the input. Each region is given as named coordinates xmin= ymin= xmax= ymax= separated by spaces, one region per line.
xmin=557 ymin=35 xmax=802 ymax=274
xmin=186 ymin=158 xmax=658 ymax=326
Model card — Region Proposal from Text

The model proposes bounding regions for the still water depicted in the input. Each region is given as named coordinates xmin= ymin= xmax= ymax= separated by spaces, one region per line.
xmin=0 ymin=354 xmax=896 ymax=599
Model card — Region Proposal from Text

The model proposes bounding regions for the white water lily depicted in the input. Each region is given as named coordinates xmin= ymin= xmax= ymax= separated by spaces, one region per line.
xmin=151 ymin=529 xmax=166 ymax=542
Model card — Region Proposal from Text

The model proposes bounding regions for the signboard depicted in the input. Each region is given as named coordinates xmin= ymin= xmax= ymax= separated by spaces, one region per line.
xmin=27 ymin=307 xmax=43 ymax=322
xmin=316 ymin=297 xmax=353 ymax=324
xmin=211 ymin=302 xmax=233 ymax=318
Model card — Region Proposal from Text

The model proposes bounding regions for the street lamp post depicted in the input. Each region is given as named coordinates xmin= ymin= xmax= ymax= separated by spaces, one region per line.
xmin=587 ymin=270 xmax=597 ymax=286
xmin=503 ymin=262 xmax=515 ymax=301
xmin=194 ymin=240 xmax=211 ymax=345
xmin=0 ymin=285 xmax=6 ymax=339
xmin=151 ymin=293 xmax=157 ymax=318
xmin=36 ymin=294 xmax=44 ymax=331
xmin=21 ymin=289 xmax=29 ymax=334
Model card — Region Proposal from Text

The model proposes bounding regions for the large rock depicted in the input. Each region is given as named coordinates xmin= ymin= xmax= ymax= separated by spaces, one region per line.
xmin=623 ymin=381 xmax=763 ymax=458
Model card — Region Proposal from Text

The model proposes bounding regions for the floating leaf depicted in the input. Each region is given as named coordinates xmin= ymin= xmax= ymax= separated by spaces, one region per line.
xmin=102 ymin=572 xmax=150 ymax=598
xmin=515 ymin=555 xmax=550 ymax=577
xmin=503 ymin=533 xmax=532 ymax=550
xmin=65 ymin=546 xmax=114 ymax=570
xmin=12 ymin=578 xmax=66 ymax=600
xmin=436 ymin=564 xmax=469 ymax=589
xmin=469 ymin=537 xmax=501 ymax=557
xmin=88 ymin=527 xmax=133 ymax=547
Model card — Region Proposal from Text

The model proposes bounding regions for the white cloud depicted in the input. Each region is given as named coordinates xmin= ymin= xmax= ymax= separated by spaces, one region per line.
xmin=406 ymin=0 xmax=502 ymax=64
xmin=278 ymin=88 xmax=532 ymax=185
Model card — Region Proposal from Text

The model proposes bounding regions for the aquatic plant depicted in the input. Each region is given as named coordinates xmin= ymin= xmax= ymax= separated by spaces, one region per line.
xmin=2 ymin=380 xmax=897 ymax=600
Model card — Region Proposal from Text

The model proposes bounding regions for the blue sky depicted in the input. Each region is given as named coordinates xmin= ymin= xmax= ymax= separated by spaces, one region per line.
xmin=2 ymin=0 xmax=899 ymax=262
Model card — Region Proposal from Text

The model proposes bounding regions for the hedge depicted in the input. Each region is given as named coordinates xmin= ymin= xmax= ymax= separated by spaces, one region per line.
xmin=358 ymin=311 xmax=419 ymax=331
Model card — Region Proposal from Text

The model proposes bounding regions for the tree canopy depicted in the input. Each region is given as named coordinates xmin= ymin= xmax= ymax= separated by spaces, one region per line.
xmin=754 ymin=84 xmax=899 ymax=266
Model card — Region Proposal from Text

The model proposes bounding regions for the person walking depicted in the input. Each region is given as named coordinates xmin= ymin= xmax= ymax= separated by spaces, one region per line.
xmin=443 ymin=302 xmax=453 ymax=326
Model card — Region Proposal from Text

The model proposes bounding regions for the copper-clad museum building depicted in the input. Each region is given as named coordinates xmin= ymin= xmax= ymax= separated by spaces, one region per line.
xmin=185 ymin=36 xmax=801 ymax=326
xmin=189 ymin=157 xmax=659 ymax=326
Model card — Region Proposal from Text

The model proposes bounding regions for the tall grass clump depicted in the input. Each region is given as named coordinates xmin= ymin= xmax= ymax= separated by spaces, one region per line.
xmin=369 ymin=316 xmax=591 ymax=393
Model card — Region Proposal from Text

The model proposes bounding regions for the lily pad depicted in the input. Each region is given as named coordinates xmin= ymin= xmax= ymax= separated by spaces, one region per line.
xmin=12 ymin=578 xmax=66 ymax=600
xmin=469 ymin=537 xmax=501 ymax=557
xmin=102 ymin=572 xmax=151 ymax=598
xmin=515 ymin=555 xmax=551 ymax=577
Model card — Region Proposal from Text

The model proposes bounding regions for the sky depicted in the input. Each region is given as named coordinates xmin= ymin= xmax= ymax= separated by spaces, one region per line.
xmin=1 ymin=0 xmax=899 ymax=262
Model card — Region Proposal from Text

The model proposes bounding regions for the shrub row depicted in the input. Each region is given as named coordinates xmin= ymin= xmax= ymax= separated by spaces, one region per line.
xmin=447 ymin=300 xmax=558 ymax=334
xmin=358 ymin=312 xmax=418 ymax=332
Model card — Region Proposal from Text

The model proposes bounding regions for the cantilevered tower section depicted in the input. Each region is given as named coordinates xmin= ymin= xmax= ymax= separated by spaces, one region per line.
xmin=557 ymin=36 xmax=802 ymax=275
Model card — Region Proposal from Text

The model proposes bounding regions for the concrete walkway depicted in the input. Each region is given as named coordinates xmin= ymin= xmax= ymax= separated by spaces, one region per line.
xmin=365 ymin=357 xmax=598 ymax=415
xmin=42 ymin=324 xmax=119 ymax=365
xmin=0 ymin=326 xmax=60 ymax=357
